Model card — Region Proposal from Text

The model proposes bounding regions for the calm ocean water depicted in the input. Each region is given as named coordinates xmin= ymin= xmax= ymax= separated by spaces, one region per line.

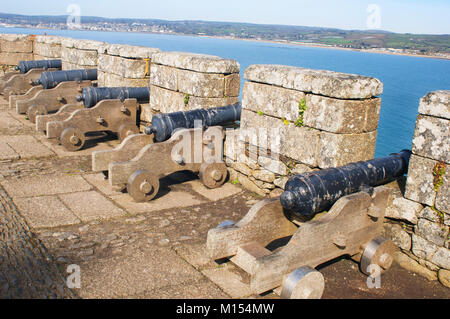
xmin=2 ymin=27 xmax=449 ymax=157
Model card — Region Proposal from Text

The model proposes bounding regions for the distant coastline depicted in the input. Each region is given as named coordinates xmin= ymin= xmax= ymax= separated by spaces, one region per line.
xmin=1 ymin=23 xmax=449 ymax=61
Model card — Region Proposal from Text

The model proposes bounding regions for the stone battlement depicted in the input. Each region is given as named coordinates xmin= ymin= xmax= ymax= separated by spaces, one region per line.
xmin=0 ymin=33 xmax=448 ymax=285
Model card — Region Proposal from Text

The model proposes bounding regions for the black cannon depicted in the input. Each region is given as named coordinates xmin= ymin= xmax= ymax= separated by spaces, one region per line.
xmin=15 ymin=59 xmax=62 ymax=74
xmin=1 ymin=60 xmax=62 ymax=97
xmin=77 ymin=87 xmax=150 ymax=108
xmin=145 ymin=102 xmax=242 ymax=142
xmin=281 ymin=150 xmax=412 ymax=221
xmin=34 ymin=69 xmax=98 ymax=89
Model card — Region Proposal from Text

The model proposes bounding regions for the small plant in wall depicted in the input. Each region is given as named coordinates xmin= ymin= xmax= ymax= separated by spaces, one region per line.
xmin=184 ymin=93 xmax=190 ymax=106
xmin=257 ymin=110 xmax=264 ymax=116
xmin=294 ymin=98 xmax=307 ymax=127
xmin=281 ymin=117 xmax=290 ymax=126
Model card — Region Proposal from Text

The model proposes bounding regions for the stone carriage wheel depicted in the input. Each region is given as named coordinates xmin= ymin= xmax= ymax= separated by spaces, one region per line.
xmin=60 ymin=127 xmax=86 ymax=152
xmin=127 ymin=170 xmax=160 ymax=202
xmin=118 ymin=122 xmax=140 ymax=142
xmin=280 ymin=266 xmax=325 ymax=299
xmin=27 ymin=104 xmax=48 ymax=124
xmin=199 ymin=161 xmax=228 ymax=189
xmin=360 ymin=236 xmax=397 ymax=276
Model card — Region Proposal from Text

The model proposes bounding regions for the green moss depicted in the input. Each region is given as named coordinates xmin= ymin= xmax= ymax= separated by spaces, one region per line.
xmin=231 ymin=178 xmax=240 ymax=185
xmin=281 ymin=117 xmax=290 ymax=126
xmin=257 ymin=110 xmax=264 ymax=116
xmin=432 ymin=162 xmax=446 ymax=193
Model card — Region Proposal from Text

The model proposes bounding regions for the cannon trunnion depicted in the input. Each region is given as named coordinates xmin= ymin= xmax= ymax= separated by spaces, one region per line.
xmin=207 ymin=152 xmax=408 ymax=299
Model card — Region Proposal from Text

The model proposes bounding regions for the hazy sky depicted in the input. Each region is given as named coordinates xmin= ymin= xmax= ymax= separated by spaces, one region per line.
xmin=2 ymin=0 xmax=449 ymax=34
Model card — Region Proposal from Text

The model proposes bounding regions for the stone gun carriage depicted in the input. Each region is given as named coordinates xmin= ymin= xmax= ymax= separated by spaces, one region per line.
xmin=92 ymin=103 xmax=242 ymax=202
xmin=14 ymin=69 xmax=98 ymax=123
xmin=207 ymin=150 xmax=412 ymax=299
xmin=0 ymin=59 xmax=62 ymax=98
xmin=40 ymin=87 xmax=150 ymax=151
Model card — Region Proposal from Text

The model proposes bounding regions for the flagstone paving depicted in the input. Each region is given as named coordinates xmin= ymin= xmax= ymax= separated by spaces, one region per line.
xmin=0 ymin=94 xmax=449 ymax=300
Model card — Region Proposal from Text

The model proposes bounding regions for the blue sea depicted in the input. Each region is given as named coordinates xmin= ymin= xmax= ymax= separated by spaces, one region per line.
xmin=2 ymin=27 xmax=449 ymax=157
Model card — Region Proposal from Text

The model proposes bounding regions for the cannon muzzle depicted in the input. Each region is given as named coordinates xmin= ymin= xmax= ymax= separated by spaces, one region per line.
xmin=77 ymin=87 xmax=150 ymax=108
xmin=281 ymin=150 xmax=412 ymax=221
xmin=16 ymin=60 xmax=62 ymax=74
xmin=35 ymin=69 xmax=98 ymax=89
xmin=145 ymin=103 xmax=242 ymax=142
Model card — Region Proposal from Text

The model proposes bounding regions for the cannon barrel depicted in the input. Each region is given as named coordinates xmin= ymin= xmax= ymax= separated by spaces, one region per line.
xmin=145 ymin=103 xmax=242 ymax=143
xmin=34 ymin=69 xmax=98 ymax=89
xmin=14 ymin=60 xmax=62 ymax=74
xmin=280 ymin=150 xmax=412 ymax=221
xmin=76 ymin=87 xmax=150 ymax=108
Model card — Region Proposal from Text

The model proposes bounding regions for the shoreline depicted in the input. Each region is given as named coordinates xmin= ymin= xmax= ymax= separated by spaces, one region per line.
xmin=1 ymin=24 xmax=449 ymax=61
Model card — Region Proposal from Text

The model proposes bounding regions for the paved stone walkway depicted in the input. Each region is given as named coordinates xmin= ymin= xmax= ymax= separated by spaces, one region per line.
xmin=0 ymin=95 xmax=448 ymax=299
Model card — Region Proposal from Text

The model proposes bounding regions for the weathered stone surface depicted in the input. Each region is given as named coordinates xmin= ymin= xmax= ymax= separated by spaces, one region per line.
xmin=438 ymin=269 xmax=450 ymax=288
xmin=59 ymin=191 xmax=126 ymax=222
xmin=383 ymin=224 xmax=412 ymax=250
xmin=411 ymin=234 xmax=450 ymax=269
xmin=242 ymin=81 xmax=305 ymax=122
xmin=394 ymin=251 xmax=437 ymax=281
xmin=1 ymin=174 xmax=92 ymax=198
xmin=436 ymin=171 xmax=449 ymax=214
xmin=98 ymin=54 xmax=149 ymax=78
xmin=252 ymin=169 xmax=276 ymax=183
xmin=71 ymin=39 xmax=106 ymax=51
xmin=412 ymin=115 xmax=449 ymax=163
xmin=33 ymin=42 xmax=61 ymax=59
xmin=0 ymin=187 xmax=74 ymax=298
xmin=98 ymin=71 xmax=149 ymax=87
xmin=150 ymin=64 xmax=178 ymax=91
xmin=274 ymin=176 xmax=289 ymax=189
xmin=291 ymin=164 xmax=314 ymax=175
xmin=152 ymin=51 xmax=240 ymax=74
xmin=61 ymin=47 xmax=98 ymax=67
xmin=100 ymin=43 xmax=160 ymax=59
xmin=418 ymin=207 xmax=443 ymax=223
xmin=317 ymin=130 xmax=377 ymax=169
xmin=240 ymin=109 xmax=320 ymax=167
xmin=419 ymin=90 xmax=450 ymax=120
xmin=0 ymin=36 xmax=33 ymax=53
xmin=237 ymin=173 xmax=268 ymax=197
xmin=304 ymin=95 xmax=381 ymax=134
xmin=150 ymin=85 xmax=238 ymax=113
xmin=14 ymin=196 xmax=81 ymax=229
xmin=224 ymin=73 xmax=241 ymax=97
xmin=177 ymin=69 xmax=225 ymax=98
xmin=385 ymin=195 xmax=423 ymax=224
xmin=34 ymin=35 xmax=63 ymax=45
xmin=0 ymin=52 xmax=34 ymax=66
xmin=405 ymin=155 xmax=447 ymax=207
xmin=244 ymin=64 xmax=383 ymax=99
xmin=415 ymin=218 xmax=449 ymax=247
xmin=258 ymin=156 xmax=288 ymax=176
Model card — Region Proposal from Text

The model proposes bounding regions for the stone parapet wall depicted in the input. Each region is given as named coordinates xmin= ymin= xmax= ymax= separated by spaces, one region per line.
xmin=33 ymin=35 xmax=63 ymax=60
xmin=0 ymin=34 xmax=34 ymax=72
xmin=61 ymin=38 xmax=104 ymax=70
xmin=97 ymin=43 xmax=160 ymax=88
xmin=146 ymin=52 xmax=240 ymax=123
xmin=224 ymin=64 xmax=382 ymax=197
xmin=384 ymin=90 xmax=449 ymax=284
